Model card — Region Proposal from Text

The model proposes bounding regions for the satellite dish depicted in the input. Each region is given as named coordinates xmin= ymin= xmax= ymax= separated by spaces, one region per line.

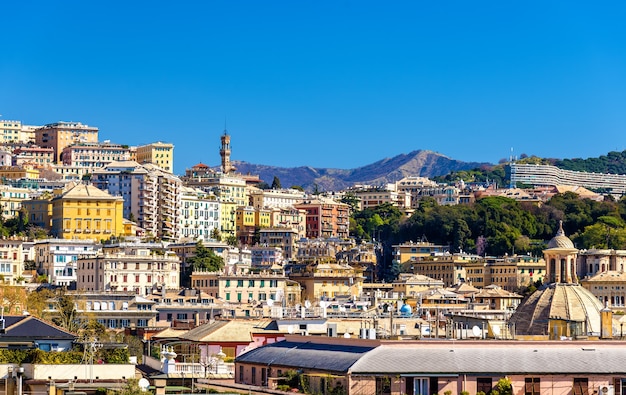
xmin=493 ymin=325 xmax=501 ymax=336
xmin=138 ymin=378 xmax=150 ymax=391
xmin=288 ymin=325 xmax=295 ymax=334
xmin=304 ymin=300 xmax=311 ymax=309
xmin=267 ymin=298 xmax=274 ymax=307
xmin=343 ymin=333 xmax=351 ymax=339
xmin=472 ymin=325 xmax=481 ymax=337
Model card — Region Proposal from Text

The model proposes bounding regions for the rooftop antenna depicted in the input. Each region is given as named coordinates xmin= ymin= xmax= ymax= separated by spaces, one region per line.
xmin=509 ymin=147 xmax=516 ymax=189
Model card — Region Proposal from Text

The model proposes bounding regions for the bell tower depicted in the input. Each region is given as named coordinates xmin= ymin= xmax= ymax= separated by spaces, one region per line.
xmin=220 ymin=130 xmax=232 ymax=174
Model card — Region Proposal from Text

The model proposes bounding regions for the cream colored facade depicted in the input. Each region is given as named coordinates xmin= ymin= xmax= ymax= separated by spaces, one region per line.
xmin=76 ymin=245 xmax=180 ymax=294
xmin=259 ymin=227 xmax=299 ymax=260
xmin=269 ymin=207 xmax=306 ymax=239
xmin=0 ymin=239 xmax=26 ymax=284
xmin=190 ymin=270 xmax=300 ymax=306
xmin=352 ymin=188 xmax=411 ymax=210
xmin=12 ymin=146 xmax=54 ymax=167
xmin=0 ymin=185 xmax=30 ymax=219
xmin=582 ymin=271 xmax=626 ymax=311
xmin=392 ymin=273 xmax=445 ymax=297
xmin=136 ymin=141 xmax=174 ymax=173
xmin=249 ymin=188 xmax=306 ymax=209
xmin=0 ymin=120 xmax=22 ymax=143
xmin=35 ymin=121 xmax=99 ymax=163
xmin=61 ymin=141 xmax=131 ymax=168
xmin=392 ymin=241 xmax=449 ymax=265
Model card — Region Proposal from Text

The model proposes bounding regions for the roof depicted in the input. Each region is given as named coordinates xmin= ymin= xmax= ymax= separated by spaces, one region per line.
xmin=236 ymin=339 xmax=378 ymax=373
xmin=180 ymin=320 xmax=269 ymax=342
xmin=1 ymin=315 xmax=77 ymax=340
xmin=350 ymin=343 xmax=626 ymax=375
xmin=547 ymin=221 xmax=575 ymax=250
xmin=57 ymin=182 xmax=120 ymax=200
xmin=510 ymin=283 xmax=604 ymax=336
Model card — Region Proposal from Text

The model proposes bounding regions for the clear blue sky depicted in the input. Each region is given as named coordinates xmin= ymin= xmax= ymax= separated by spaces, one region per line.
xmin=2 ymin=1 xmax=626 ymax=174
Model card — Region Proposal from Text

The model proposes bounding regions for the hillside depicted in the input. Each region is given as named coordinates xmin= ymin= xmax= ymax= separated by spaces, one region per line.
xmin=233 ymin=150 xmax=490 ymax=191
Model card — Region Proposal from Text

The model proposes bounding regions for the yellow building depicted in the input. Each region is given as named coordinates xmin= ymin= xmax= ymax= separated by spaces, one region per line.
xmin=136 ymin=141 xmax=174 ymax=173
xmin=392 ymin=241 xmax=449 ymax=265
xmin=47 ymin=182 xmax=126 ymax=241
xmin=289 ymin=261 xmax=365 ymax=302
xmin=22 ymin=195 xmax=53 ymax=229
xmin=0 ymin=165 xmax=39 ymax=180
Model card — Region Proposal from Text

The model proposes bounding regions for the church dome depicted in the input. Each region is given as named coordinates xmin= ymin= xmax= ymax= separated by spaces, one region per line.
xmin=510 ymin=283 xmax=604 ymax=338
xmin=547 ymin=221 xmax=575 ymax=249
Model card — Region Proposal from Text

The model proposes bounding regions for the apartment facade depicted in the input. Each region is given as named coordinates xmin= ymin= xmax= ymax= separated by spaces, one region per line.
xmin=34 ymin=238 xmax=100 ymax=286
xmin=61 ymin=141 xmax=131 ymax=168
xmin=0 ymin=185 xmax=31 ymax=219
xmin=294 ymin=197 xmax=349 ymax=239
xmin=136 ymin=141 xmax=174 ymax=173
xmin=249 ymin=188 xmax=307 ymax=209
xmin=259 ymin=227 xmax=300 ymax=261
xmin=92 ymin=161 xmax=182 ymax=241
xmin=12 ymin=146 xmax=54 ymax=167
xmin=190 ymin=270 xmax=300 ymax=306
xmin=35 ymin=121 xmax=99 ymax=163
xmin=47 ymin=182 xmax=125 ymax=241
xmin=179 ymin=186 xmax=220 ymax=242
xmin=76 ymin=245 xmax=180 ymax=294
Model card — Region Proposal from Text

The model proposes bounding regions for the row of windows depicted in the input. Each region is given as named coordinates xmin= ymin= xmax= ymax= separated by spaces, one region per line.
xmin=224 ymin=279 xmax=279 ymax=287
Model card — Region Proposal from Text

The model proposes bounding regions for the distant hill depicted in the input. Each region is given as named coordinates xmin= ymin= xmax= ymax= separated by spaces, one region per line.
xmin=233 ymin=150 xmax=491 ymax=191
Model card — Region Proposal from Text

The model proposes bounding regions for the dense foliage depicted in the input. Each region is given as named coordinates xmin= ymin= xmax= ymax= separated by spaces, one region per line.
xmin=350 ymin=192 xmax=626 ymax=281
xmin=554 ymin=150 xmax=626 ymax=174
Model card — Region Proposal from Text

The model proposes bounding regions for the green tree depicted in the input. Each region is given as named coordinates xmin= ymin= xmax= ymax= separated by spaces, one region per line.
xmin=271 ymin=176 xmax=282 ymax=189
xmin=53 ymin=291 xmax=82 ymax=333
xmin=340 ymin=192 xmax=360 ymax=213
xmin=187 ymin=241 xmax=224 ymax=272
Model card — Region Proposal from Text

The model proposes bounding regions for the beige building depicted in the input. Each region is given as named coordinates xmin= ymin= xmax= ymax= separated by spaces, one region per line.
xmin=190 ymin=270 xmax=301 ymax=306
xmin=269 ymin=207 xmax=306 ymax=239
xmin=289 ymin=261 xmax=364 ymax=302
xmin=61 ymin=141 xmax=131 ymax=168
xmin=582 ymin=271 xmax=626 ymax=312
xmin=35 ymin=121 xmax=99 ymax=163
xmin=0 ymin=165 xmax=39 ymax=180
xmin=392 ymin=241 xmax=449 ymax=265
xmin=136 ymin=141 xmax=174 ymax=173
xmin=351 ymin=187 xmax=411 ymax=211
xmin=249 ymin=188 xmax=307 ymax=209
xmin=12 ymin=146 xmax=54 ymax=167
xmin=76 ymin=244 xmax=180 ymax=294
xmin=259 ymin=227 xmax=300 ymax=261
xmin=0 ymin=238 xmax=27 ymax=285
xmin=0 ymin=120 xmax=22 ymax=143
xmin=392 ymin=273 xmax=445 ymax=298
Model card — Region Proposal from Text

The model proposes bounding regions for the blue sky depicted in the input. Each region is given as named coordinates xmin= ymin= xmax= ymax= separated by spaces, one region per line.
xmin=2 ymin=1 xmax=626 ymax=174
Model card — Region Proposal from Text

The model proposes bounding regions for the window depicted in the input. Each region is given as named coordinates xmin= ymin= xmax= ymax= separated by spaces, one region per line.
xmin=573 ymin=378 xmax=588 ymax=395
xmin=251 ymin=367 xmax=257 ymax=385
xmin=525 ymin=378 xmax=540 ymax=395
xmin=375 ymin=377 xmax=391 ymax=395
xmin=239 ymin=366 xmax=244 ymax=382
xmin=477 ymin=378 xmax=492 ymax=394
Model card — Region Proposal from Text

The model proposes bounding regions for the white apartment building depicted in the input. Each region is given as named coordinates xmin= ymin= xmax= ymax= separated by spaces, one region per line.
xmin=92 ymin=161 xmax=182 ymax=241
xmin=249 ymin=188 xmax=307 ymax=209
xmin=34 ymin=239 xmax=100 ymax=286
xmin=250 ymin=245 xmax=286 ymax=267
xmin=509 ymin=163 xmax=626 ymax=196
xmin=180 ymin=186 xmax=221 ymax=242
xmin=76 ymin=244 xmax=180 ymax=294
xmin=61 ymin=141 xmax=131 ymax=168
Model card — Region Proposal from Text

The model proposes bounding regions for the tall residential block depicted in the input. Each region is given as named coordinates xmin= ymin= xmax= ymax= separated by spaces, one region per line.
xmin=35 ymin=121 xmax=99 ymax=163
xmin=92 ymin=161 xmax=182 ymax=241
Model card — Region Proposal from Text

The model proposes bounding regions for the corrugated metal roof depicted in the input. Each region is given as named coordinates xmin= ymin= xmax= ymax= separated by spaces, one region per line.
xmin=350 ymin=345 xmax=626 ymax=375
xmin=236 ymin=340 xmax=377 ymax=373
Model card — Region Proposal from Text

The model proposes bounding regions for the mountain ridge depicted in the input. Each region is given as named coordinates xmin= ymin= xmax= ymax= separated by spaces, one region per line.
xmin=232 ymin=150 xmax=491 ymax=191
